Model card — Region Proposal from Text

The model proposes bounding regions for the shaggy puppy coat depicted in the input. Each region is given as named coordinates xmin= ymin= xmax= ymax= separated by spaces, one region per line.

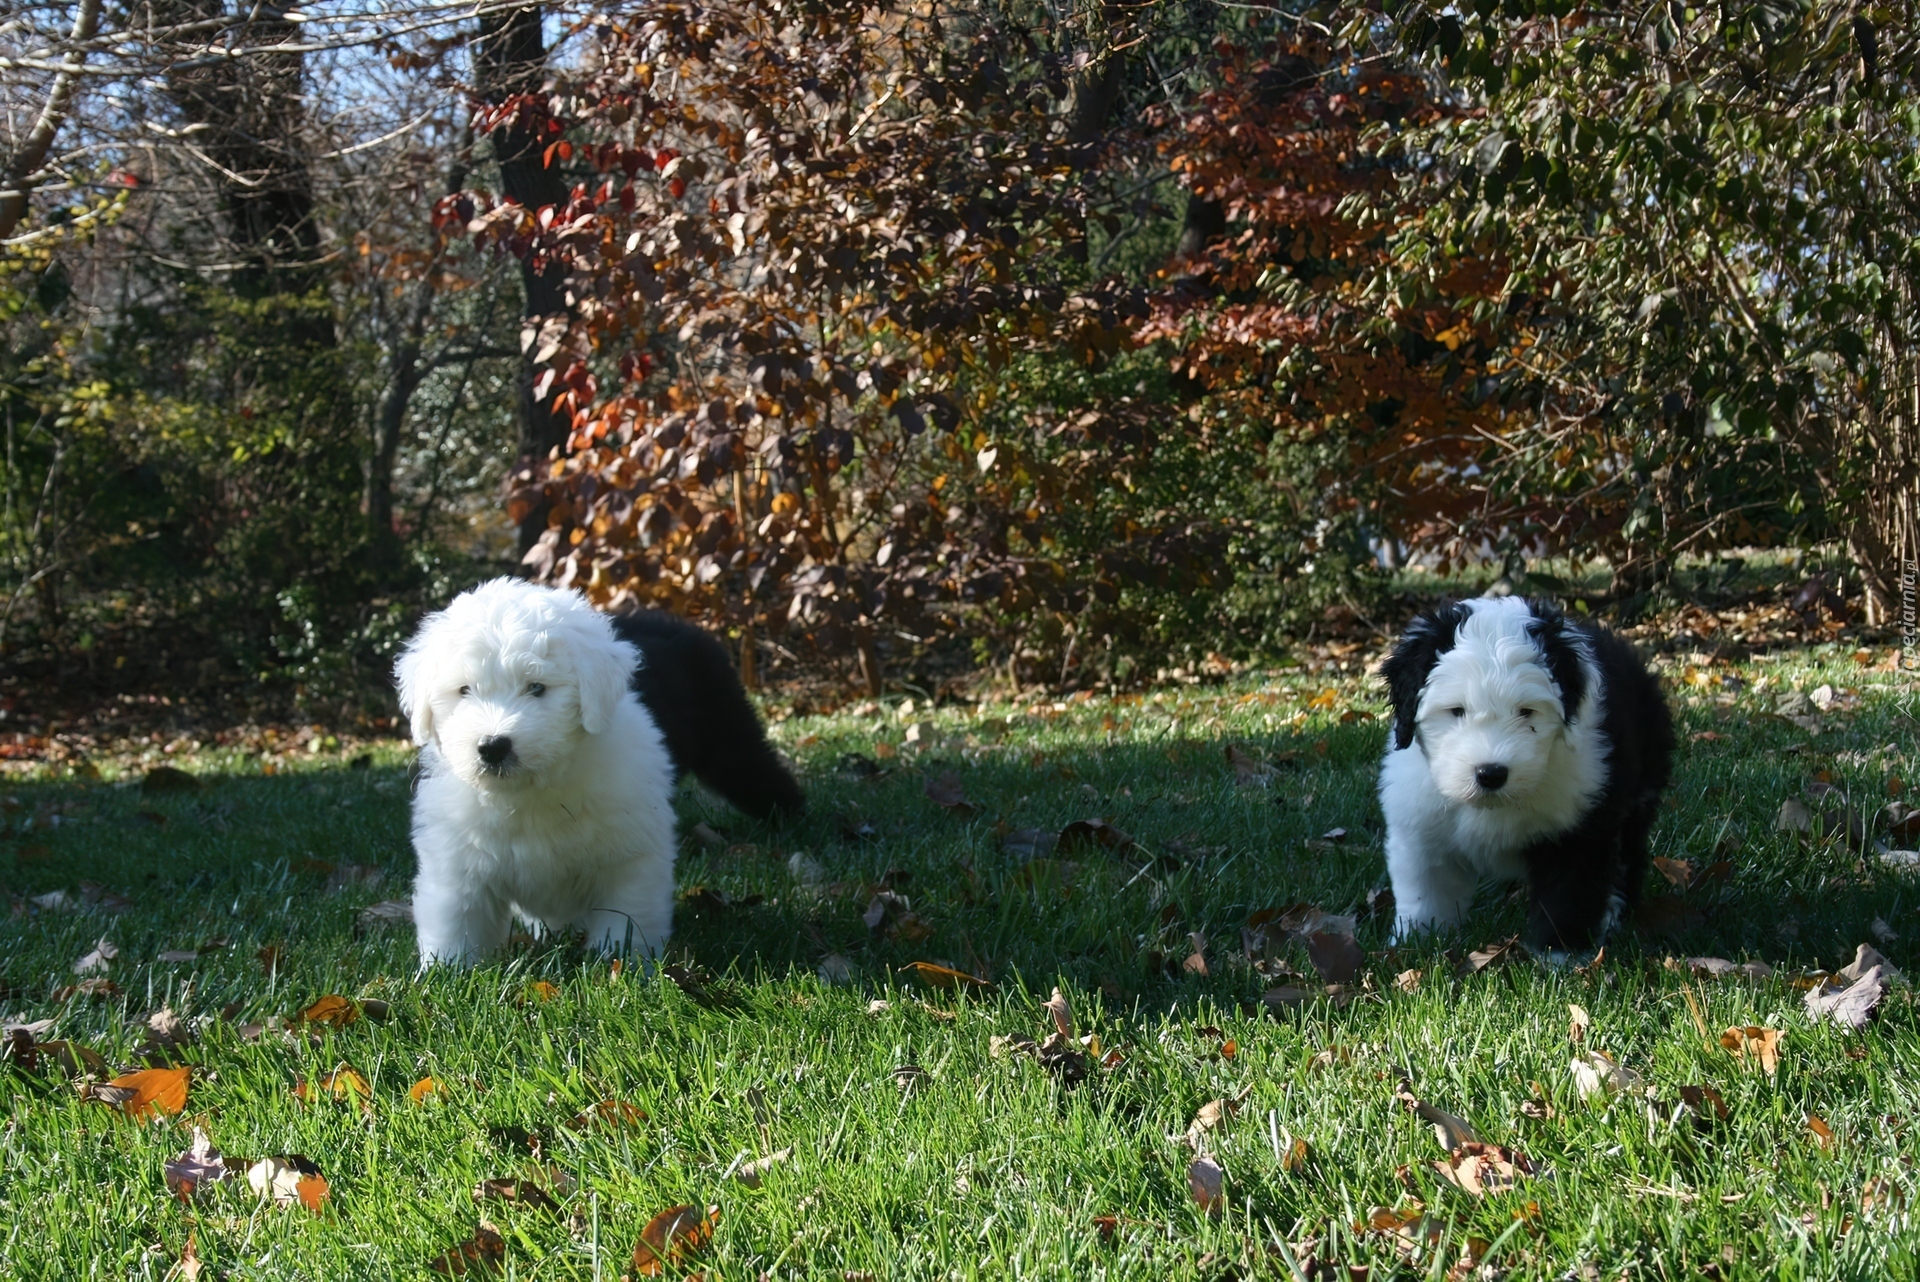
xmin=609 ymin=610 xmax=805 ymax=820
xmin=1377 ymin=596 xmax=1674 ymax=952
xmin=397 ymin=579 xmax=678 ymax=966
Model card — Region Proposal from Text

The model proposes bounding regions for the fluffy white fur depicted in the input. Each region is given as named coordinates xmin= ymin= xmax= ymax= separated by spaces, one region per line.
xmin=396 ymin=577 xmax=677 ymax=966
xmin=1380 ymin=596 xmax=1608 ymax=939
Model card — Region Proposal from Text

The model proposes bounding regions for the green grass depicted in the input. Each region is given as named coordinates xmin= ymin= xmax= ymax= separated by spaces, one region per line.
xmin=4 ymin=642 xmax=1919 ymax=1279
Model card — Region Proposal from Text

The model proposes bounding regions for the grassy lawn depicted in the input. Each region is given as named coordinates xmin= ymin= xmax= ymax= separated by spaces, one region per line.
xmin=4 ymin=639 xmax=1919 ymax=1279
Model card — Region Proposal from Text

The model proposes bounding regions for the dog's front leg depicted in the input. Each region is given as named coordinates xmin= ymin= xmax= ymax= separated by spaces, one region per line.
xmin=577 ymin=858 xmax=676 ymax=959
xmin=412 ymin=871 xmax=511 ymax=967
xmin=1386 ymin=834 xmax=1476 ymax=942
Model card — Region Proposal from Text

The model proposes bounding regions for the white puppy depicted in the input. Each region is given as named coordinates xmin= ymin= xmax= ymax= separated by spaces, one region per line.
xmin=395 ymin=578 xmax=677 ymax=966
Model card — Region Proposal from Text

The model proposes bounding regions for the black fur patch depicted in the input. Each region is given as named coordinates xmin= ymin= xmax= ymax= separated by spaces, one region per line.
xmin=1524 ymin=600 xmax=1589 ymax=727
xmin=1378 ymin=599 xmax=1472 ymax=751
xmin=609 ymin=611 xmax=805 ymax=820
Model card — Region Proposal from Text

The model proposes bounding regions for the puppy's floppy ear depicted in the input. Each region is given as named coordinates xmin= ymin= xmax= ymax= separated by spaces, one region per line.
xmin=1379 ymin=600 xmax=1466 ymax=750
xmin=1525 ymin=599 xmax=1588 ymax=726
xmin=394 ymin=615 xmax=443 ymax=746
xmin=568 ymin=615 xmax=640 ymax=735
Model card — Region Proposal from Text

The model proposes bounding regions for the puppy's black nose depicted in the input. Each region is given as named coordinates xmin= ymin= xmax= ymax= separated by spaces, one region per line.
xmin=1474 ymin=763 xmax=1510 ymax=791
xmin=478 ymin=735 xmax=514 ymax=766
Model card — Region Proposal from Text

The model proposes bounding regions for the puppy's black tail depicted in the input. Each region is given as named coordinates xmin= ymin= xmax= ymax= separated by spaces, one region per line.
xmin=610 ymin=610 xmax=805 ymax=820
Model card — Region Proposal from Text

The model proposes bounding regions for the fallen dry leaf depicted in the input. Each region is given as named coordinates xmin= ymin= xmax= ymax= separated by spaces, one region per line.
xmin=1044 ymin=987 xmax=1075 ymax=1039
xmin=526 ymin=981 xmax=561 ymax=1003
xmin=903 ymin=961 xmax=989 ymax=991
xmin=1571 ymin=1050 xmax=1642 ymax=1100
xmin=1302 ymin=920 xmax=1364 ymax=986
xmin=1682 ymin=957 xmax=1773 ymax=981
xmin=1652 ymin=857 xmax=1693 ymax=889
xmin=567 ymin=1099 xmax=647 ymax=1131
xmin=923 ymin=770 xmax=978 ymax=814
xmin=1183 ymin=932 xmax=1209 ymax=977
xmin=1678 ymin=1084 xmax=1730 ymax=1124
xmin=735 ymin=1147 xmax=792 ymax=1189
xmin=99 ymin=1065 xmax=190 ymax=1120
xmin=1457 ymin=937 xmax=1520 ymax=975
xmin=295 ymin=1067 xmax=370 ymax=1109
xmin=816 ymin=954 xmax=854 ymax=984
xmin=1433 ymin=1142 xmax=1534 ymax=1196
xmin=247 ymin=1155 xmax=329 ymax=1214
xmin=1720 ymin=1025 xmax=1782 ymax=1075
xmin=1804 ymin=965 xmax=1887 ymax=1030
xmin=1807 ymin=1113 xmax=1835 ymax=1151
xmin=1185 ymin=1089 xmax=1252 ymax=1149
xmin=1057 ymin=817 xmax=1142 ymax=855
xmin=72 ymin=936 xmax=118 ymax=976
xmin=298 ymin=995 xmax=361 ymax=1028
xmin=163 ymin=1127 xmax=233 ymax=1201
xmin=171 ymin=1228 xmax=203 ymax=1281
xmin=427 ymin=1221 xmax=506 ymax=1275
xmin=1396 ymin=1084 xmax=1480 ymax=1149
xmin=1568 ymin=1003 xmax=1591 ymax=1045
xmin=1226 ymin=744 xmax=1276 ymax=787
xmin=473 ymin=1178 xmax=560 ymax=1213
xmin=1187 ymin=1156 xmax=1225 ymax=1217
xmin=630 ymin=1204 xmax=717 ymax=1276
xmin=410 ymin=1077 xmax=447 ymax=1105
xmin=1393 ymin=968 xmax=1423 ymax=994
xmin=357 ymin=900 xmax=413 ymax=932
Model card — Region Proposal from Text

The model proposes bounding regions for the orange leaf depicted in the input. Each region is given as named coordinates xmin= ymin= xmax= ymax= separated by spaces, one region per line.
xmin=630 ymin=1204 xmax=717 ymax=1275
xmin=106 ymin=1066 xmax=189 ymax=1120
xmin=296 ymin=1067 xmax=371 ymax=1108
xmin=1807 ymin=1113 xmax=1834 ymax=1151
xmin=428 ymin=1221 xmax=506 ymax=1274
xmin=567 ymin=1098 xmax=647 ymax=1131
xmin=901 ymin=961 xmax=989 ymax=991
xmin=409 ymin=1076 xmax=446 ymax=1104
xmin=527 ymin=981 xmax=561 ymax=1003
xmin=300 ymin=995 xmax=360 ymax=1027
xmin=297 ymin=1172 xmax=331 ymax=1214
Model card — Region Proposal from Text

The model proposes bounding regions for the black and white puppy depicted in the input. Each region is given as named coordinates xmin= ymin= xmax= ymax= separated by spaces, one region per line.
xmin=1377 ymin=596 xmax=1674 ymax=954
xmin=611 ymin=610 xmax=805 ymax=821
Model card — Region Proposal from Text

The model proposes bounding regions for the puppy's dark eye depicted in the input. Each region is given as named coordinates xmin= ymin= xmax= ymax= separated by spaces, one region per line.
xmin=1449 ymin=707 xmax=1465 ymax=718
xmin=458 ymin=685 xmax=470 ymax=697
xmin=527 ymin=683 xmax=546 ymax=697
xmin=1518 ymin=707 xmax=1534 ymax=719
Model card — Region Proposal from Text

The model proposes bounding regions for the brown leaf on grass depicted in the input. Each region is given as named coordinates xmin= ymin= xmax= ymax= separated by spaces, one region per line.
xmin=1433 ymin=1142 xmax=1534 ymax=1196
xmin=1187 ymin=1156 xmax=1225 ymax=1217
xmin=72 ymin=936 xmax=118 ymax=976
xmin=1001 ymin=827 xmax=1058 ymax=859
xmin=1395 ymin=1085 xmax=1480 ymax=1149
xmin=473 ymin=1179 xmax=560 ymax=1214
xmin=1182 ymin=932 xmax=1209 ymax=976
xmin=52 ymin=977 xmax=120 ymax=1002
xmin=298 ymin=995 xmax=361 ymax=1028
xmin=526 ymin=981 xmax=561 ymax=1003
xmin=137 ymin=1007 xmax=195 ymax=1064
xmin=1652 ymin=857 xmax=1693 ymax=889
xmin=247 ymin=1155 xmax=329 ymax=1214
xmin=923 ymin=770 xmax=978 ymax=814
xmin=163 ymin=1127 xmax=233 ymax=1201
xmin=256 ymin=944 xmax=286 ymax=974
xmin=1678 ymin=1085 xmax=1730 ymax=1124
xmin=7 ymin=1034 xmax=105 ymax=1079
xmin=567 ymin=1099 xmax=647 ymax=1132
xmin=1836 ymin=941 xmax=1900 ymax=984
xmin=629 ymin=1204 xmax=717 ymax=1276
xmin=1226 ymin=743 xmax=1276 ymax=787
xmin=1720 ymin=1026 xmax=1782 ymax=1075
xmin=1302 ymin=919 xmax=1363 ymax=985
xmin=295 ymin=1068 xmax=370 ymax=1109
xmin=1571 ymin=1050 xmax=1643 ymax=1100
xmin=689 ymin=821 xmax=726 ymax=849
xmin=1394 ymin=968 xmax=1423 ymax=993
xmin=1058 ymin=817 xmax=1142 ymax=855
xmin=410 ymin=1077 xmax=447 ymax=1105
xmin=1185 ymin=1088 xmax=1253 ymax=1149
xmin=95 ymin=1066 xmax=189 ymax=1120
xmin=172 ymin=1228 xmax=204 ymax=1281
xmin=1361 ymin=1203 xmax=1446 ymax=1254
xmin=1043 ymin=987 xmax=1075 ymax=1039
xmin=1804 ymin=964 xmax=1888 ymax=1030
xmin=142 ymin=766 xmax=202 ymax=794
xmin=1807 ymin=1114 xmax=1835 ymax=1151
xmin=734 ymin=1147 xmax=792 ymax=1189
xmin=1567 ymin=1003 xmax=1591 ymax=1045
xmin=1777 ymin=798 xmax=1814 ymax=833
xmin=903 ymin=961 xmax=989 ymax=991
xmin=1681 ymin=956 xmax=1773 ymax=981
xmin=1457 ymin=937 xmax=1520 ymax=975
xmin=428 ymin=1222 xmax=506 ymax=1275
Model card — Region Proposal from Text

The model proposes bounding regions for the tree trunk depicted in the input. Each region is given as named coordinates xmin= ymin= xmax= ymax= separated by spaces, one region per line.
xmin=0 ymin=0 xmax=105 ymax=239
xmin=473 ymin=5 xmax=575 ymax=557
